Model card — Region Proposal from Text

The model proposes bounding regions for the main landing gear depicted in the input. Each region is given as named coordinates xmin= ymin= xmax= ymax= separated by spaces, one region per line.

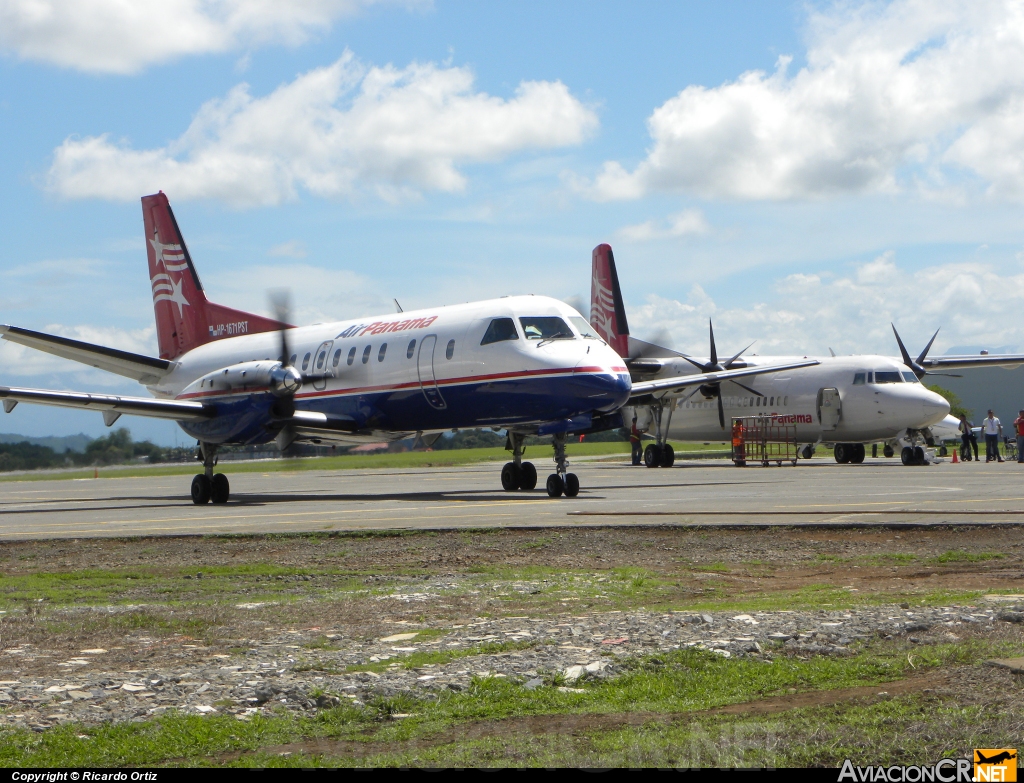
xmin=192 ymin=442 xmax=230 ymax=504
xmin=643 ymin=400 xmax=675 ymax=468
xmin=901 ymin=445 xmax=927 ymax=466
xmin=546 ymin=432 xmax=579 ymax=498
xmin=833 ymin=443 xmax=865 ymax=464
xmin=501 ymin=433 xmax=538 ymax=491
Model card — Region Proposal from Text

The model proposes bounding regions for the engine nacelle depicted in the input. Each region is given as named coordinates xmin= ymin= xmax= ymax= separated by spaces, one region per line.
xmin=180 ymin=361 xmax=301 ymax=398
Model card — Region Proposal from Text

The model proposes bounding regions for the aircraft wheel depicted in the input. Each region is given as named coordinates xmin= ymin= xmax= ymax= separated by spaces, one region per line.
xmin=501 ymin=462 xmax=520 ymax=491
xmin=546 ymin=473 xmax=564 ymax=498
xmin=519 ymin=462 xmax=538 ymax=491
xmin=660 ymin=444 xmax=675 ymax=467
xmin=210 ymin=473 xmax=230 ymax=504
xmin=191 ymin=474 xmax=212 ymax=505
xmin=883 ymin=444 xmax=895 ymax=458
xmin=563 ymin=473 xmax=580 ymax=497
xmin=850 ymin=444 xmax=865 ymax=464
xmin=800 ymin=444 xmax=814 ymax=460
xmin=939 ymin=445 xmax=948 ymax=457
xmin=834 ymin=444 xmax=851 ymax=464
xmin=644 ymin=444 xmax=661 ymax=468
xmin=913 ymin=446 xmax=926 ymax=465
xmin=901 ymin=446 xmax=914 ymax=466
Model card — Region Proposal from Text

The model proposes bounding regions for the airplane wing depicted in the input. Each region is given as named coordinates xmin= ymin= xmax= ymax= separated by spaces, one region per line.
xmin=628 ymin=359 xmax=819 ymax=400
xmin=921 ymin=354 xmax=1024 ymax=371
xmin=0 ymin=325 xmax=172 ymax=384
xmin=0 ymin=385 xmax=212 ymax=426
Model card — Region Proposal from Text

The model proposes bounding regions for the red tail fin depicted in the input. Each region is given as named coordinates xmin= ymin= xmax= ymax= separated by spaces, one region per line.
xmin=142 ymin=192 xmax=285 ymax=360
xmin=590 ymin=244 xmax=630 ymax=358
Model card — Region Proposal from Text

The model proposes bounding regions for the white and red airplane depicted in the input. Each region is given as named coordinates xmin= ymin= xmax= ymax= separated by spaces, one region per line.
xmin=1 ymin=194 xmax=816 ymax=503
xmin=590 ymin=243 xmax=1024 ymax=467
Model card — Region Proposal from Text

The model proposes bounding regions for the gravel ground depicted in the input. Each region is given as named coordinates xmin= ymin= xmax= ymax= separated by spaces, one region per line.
xmin=2 ymin=602 xmax=1021 ymax=731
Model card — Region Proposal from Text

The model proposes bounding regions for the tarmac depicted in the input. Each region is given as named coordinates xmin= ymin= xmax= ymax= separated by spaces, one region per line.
xmin=2 ymin=455 xmax=1023 ymax=540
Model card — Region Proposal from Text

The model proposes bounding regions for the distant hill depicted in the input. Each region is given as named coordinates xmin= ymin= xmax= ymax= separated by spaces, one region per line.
xmin=0 ymin=433 xmax=93 ymax=453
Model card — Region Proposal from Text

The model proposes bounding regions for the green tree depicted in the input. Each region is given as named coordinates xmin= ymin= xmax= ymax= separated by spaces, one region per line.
xmin=926 ymin=384 xmax=970 ymax=420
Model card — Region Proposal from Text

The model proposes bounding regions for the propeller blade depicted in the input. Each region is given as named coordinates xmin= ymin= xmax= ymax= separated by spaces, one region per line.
xmin=829 ymin=347 xmax=836 ymax=357
xmin=717 ymin=393 xmax=725 ymax=429
xmin=270 ymin=289 xmax=292 ymax=366
xmin=891 ymin=323 xmax=915 ymax=370
xmin=679 ymin=386 xmax=701 ymax=404
xmin=916 ymin=327 xmax=940 ymax=365
xmin=708 ymin=320 xmax=718 ymax=366
xmin=724 ymin=341 xmax=755 ymax=369
xmin=681 ymin=355 xmax=710 ymax=371
xmin=730 ymin=380 xmax=765 ymax=397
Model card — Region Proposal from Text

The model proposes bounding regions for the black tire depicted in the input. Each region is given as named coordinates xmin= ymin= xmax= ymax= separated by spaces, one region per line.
xmin=191 ymin=474 xmax=211 ymax=505
xmin=850 ymin=443 xmax=865 ymax=464
xmin=546 ymin=473 xmax=564 ymax=498
xmin=901 ymin=446 xmax=914 ymax=466
xmin=563 ymin=473 xmax=580 ymax=497
xmin=913 ymin=446 xmax=925 ymax=465
xmin=883 ymin=444 xmax=895 ymax=458
xmin=500 ymin=462 xmax=520 ymax=491
xmin=644 ymin=444 xmax=661 ymax=468
xmin=519 ymin=462 xmax=538 ymax=491
xmin=211 ymin=473 xmax=230 ymax=504
xmin=939 ymin=445 xmax=948 ymax=457
xmin=733 ymin=460 xmax=746 ymax=467
xmin=834 ymin=444 xmax=850 ymax=464
xmin=660 ymin=444 xmax=675 ymax=467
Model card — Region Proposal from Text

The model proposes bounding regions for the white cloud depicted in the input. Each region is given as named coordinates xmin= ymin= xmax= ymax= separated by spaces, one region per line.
xmin=46 ymin=52 xmax=598 ymax=206
xmin=267 ymin=240 xmax=307 ymax=258
xmin=0 ymin=0 xmax=424 ymax=74
xmin=627 ymin=252 xmax=1024 ymax=358
xmin=586 ymin=0 xmax=1024 ymax=202
xmin=618 ymin=209 xmax=709 ymax=241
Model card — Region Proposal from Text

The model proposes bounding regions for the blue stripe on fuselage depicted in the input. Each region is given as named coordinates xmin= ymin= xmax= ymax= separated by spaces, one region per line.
xmin=178 ymin=372 xmax=631 ymax=445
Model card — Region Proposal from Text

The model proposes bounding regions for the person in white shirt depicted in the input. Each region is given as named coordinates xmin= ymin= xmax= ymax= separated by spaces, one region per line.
xmin=983 ymin=410 xmax=1004 ymax=462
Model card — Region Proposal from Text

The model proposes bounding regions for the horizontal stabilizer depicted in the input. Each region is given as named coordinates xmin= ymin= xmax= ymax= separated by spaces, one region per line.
xmin=0 ymin=325 xmax=172 ymax=384
xmin=0 ymin=385 xmax=212 ymax=422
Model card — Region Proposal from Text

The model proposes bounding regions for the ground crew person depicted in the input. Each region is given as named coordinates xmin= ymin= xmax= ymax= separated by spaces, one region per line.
xmin=732 ymin=419 xmax=745 ymax=464
xmin=983 ymin=409 xmax=1004 ymax=462
xmin=959 ymin=413 xmax=977 ymax=461
xmin=1015 ymin=410 xmax=1024 ymax=463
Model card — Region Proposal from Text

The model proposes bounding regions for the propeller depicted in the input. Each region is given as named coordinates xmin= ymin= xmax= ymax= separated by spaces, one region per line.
xmin=680 ymin=320 xmax=763 ymax=429
xmin=268 ymin=290 xmax=303 ymax=413
xmin=892 ymin=323 xmax=962 ymax=378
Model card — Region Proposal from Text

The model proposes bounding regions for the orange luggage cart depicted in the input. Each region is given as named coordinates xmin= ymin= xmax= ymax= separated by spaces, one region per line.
xmin=731 ymin=415 xmax=799 ymax=467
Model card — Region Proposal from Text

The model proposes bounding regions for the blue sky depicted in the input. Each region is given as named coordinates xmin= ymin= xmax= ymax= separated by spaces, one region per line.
xmin=2 ymin=0 xmax=1024 ymax=444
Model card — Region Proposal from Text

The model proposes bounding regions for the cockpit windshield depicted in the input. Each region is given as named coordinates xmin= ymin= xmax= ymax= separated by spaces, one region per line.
xmin=901 ymin=371 xmax=918 ymax=383
xmin=519 ymin=316 xmax=574 ymax=340
xmin=874 ymin=370 xmax=903 ymax=383
xmin=569 ymin=316 xmax=599 ymax=339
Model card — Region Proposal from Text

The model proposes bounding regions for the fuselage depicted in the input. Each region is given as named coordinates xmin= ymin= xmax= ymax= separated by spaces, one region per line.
xmin=631 ymin=354 xmax=949 ymax=444
xmin=146 ymin=295 xmax=631 ymax=445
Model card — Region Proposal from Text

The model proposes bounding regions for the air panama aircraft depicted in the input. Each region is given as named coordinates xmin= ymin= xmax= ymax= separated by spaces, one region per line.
xmin=0 ymin=194 xmax=817 ymax=503
xmin=591 ymin=244 xmax=1024 ymax=467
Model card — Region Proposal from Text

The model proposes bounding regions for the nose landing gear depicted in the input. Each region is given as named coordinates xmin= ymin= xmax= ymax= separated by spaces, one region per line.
xmin=501 ymin=433 xmax=538 ymax=491
xmin=191 ymin=442 xmax=230 ymax=504
xmin=546 ymin=432 xmax=579 ymax=497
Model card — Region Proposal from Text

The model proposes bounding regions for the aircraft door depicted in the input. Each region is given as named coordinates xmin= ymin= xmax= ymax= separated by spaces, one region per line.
xmin=817 ymin=387 xmax=841 ymax=431
xmin=311 ymin=341 xmax=333 ymax=391
xmin=417 ymin=334 xmax=447 ymax=410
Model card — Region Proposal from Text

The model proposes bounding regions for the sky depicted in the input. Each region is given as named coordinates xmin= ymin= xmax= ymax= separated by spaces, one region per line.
xmin=3 ymin=0 xmax=1024 ymax=444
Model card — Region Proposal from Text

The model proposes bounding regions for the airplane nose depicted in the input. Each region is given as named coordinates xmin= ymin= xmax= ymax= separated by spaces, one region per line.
xmin=917 ymin=389 xmax=950 ymax=426
xmin=571 ymin=362 xmax=631 ymax=412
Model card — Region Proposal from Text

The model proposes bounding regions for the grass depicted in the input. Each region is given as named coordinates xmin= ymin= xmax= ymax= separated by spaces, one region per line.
xmin=0 ymin=637 xmax=1018 ymax=767
xmin=929 ymin=551 xmax=1005 ymax=564
xmin=340 ymin=639 xmax=538 ymax=674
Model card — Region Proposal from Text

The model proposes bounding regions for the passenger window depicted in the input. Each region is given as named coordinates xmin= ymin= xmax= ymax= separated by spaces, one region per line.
xmin=769 ymin=396 xmax=774 ymax=405
xmin=853 ymin=372 xmax=866 ymax=385
xmin=332 ymin=349 xmax=341 ymax=368
xmin=481 ymin=317 xmax=519 ymax=345
xmin=446 ymin=339 xmax=455 ymax=360
xmin=519 ymin=316 xmax=573 ymax=340
xmin=407 ymin=339 xmax=416 ymax=358
xmin=347 ymin=347 xmax=356 ymax=366
xmin=289 ymin=353 xmax=297 ymax=366
xmin=316 ymin=349 xmax=327 ymax=370
xmin=302 ymin=352 xmax=311 ymax=371
xmin=378 ymin=343 xmax=387 ymax=362
xmin=362 ymin=345 xmax=371 ymax=364
xmin=784 ymin=396 xmax=788 ymax=406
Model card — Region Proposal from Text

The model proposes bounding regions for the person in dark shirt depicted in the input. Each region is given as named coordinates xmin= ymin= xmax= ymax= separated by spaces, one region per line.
xmin=959 ymin=414 xmax=978 ymax=461
xmin=630 ymin=416 xmax=642 ymax=466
